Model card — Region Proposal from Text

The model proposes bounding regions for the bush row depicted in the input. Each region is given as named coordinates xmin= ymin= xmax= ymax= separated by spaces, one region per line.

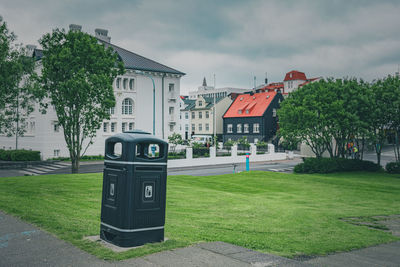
xmin=0 ymin=149 xmax=41 ymax=161
xmin=294 ymin=157 xmax=382 ymax=173
xmin=386 ymin=162 xmax=400 ymax=174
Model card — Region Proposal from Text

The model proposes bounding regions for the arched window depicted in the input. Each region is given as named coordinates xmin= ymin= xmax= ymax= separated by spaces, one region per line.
xmin=129 ymin=79 xmax=135 ymax=90
xmin=122 ymin=98 xmax=133 ymax=115
xmin=123 ymin=78 xmax=128 ymax=90
xmin=116 ymin=78 xmax=121 ymax=89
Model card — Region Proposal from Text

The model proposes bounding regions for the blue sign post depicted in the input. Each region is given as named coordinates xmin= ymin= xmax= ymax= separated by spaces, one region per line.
xmin=246 ymin=153 xmax=250 ymax=171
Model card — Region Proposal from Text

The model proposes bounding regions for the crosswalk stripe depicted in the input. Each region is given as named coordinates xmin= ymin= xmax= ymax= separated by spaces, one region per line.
xmin=20 ymin=170 xmax=38 ymax=176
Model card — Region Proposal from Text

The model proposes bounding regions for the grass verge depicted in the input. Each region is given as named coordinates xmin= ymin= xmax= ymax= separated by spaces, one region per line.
xmin=0 ymin=171 xmax=399 ymax=260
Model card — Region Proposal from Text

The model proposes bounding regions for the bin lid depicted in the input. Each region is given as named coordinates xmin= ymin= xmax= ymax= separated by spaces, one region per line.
xmin=123 ymin=130 xmax=150 ymax=135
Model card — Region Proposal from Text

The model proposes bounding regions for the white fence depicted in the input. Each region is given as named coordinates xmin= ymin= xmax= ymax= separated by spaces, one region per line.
xmin=168 ymin=144 xmax=287 ymax=168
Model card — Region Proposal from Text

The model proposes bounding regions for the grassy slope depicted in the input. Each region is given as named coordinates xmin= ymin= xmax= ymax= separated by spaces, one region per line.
xmin=0 ymin=171 xmax=399 ymax=260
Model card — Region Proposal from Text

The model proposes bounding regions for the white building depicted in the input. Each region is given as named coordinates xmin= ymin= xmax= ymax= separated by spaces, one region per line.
xmin=0 ymin=25 xmax=185 ymax=159
xmin=188 ymin=77 xmax=248 ymax=100
xmin=179 ymin=97 xmax=195 ymax=140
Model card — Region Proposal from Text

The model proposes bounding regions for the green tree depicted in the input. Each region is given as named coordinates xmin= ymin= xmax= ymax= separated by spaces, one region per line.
xmin=278 ymin=81 xmax=331 ymax=157
xmin=0 ymin=17 xmax=36 ymax=148
xmin=168 ymin=133 xmax=183 ymax=152
xmin=39 ymin=28 xmax=124 ymax=173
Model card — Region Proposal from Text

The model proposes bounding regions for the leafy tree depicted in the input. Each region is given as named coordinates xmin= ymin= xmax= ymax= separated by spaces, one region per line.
xmin=0 ymin=17 xmax=36 ymax=148
xmin=39 ymin=28 xmax=124 ymax=173
xmin=278 ymin=81 xmax=331 ymax=157
xmin=372 ymin=75 xmax=400 ymax=163
xmin=168 ymin=133 xmax=183 ymax=152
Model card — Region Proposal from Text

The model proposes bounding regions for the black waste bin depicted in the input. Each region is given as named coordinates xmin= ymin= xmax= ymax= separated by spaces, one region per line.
xmin=100 ymin=130 xmax=168 ymax=247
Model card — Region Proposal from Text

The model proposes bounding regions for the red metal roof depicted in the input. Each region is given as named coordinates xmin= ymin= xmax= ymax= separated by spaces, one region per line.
xmin=283 ymin=70 xmax=307 ymax=81
xmin=298 ymin=77 xmax=320 ymax=87
xmin=223 ymin=91 xmax=277 ymax=118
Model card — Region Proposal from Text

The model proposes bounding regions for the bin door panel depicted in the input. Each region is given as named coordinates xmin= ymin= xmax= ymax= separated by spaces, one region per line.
xmin=101 ymin=167 xmax=127 ymax=226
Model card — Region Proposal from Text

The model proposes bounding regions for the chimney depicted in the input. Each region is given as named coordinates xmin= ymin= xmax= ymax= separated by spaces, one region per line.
xmin=69 ymin=24 xmax=82 ymax=32
xmin=95 ymin=28 xmax=111 ymax=43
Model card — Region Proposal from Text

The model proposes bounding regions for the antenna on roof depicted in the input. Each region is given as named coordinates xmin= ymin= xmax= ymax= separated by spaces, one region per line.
xmin=265 ymin=72 xmax=268 ymax=85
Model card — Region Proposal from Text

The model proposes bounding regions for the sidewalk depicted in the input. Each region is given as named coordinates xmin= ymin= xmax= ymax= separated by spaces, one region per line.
xmin=1 ymin=210 xmax=399 ymax=266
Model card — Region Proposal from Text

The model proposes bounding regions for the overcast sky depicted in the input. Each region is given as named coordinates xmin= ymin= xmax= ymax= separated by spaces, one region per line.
xmin=1 ymin=0 xmax=400 ymax=94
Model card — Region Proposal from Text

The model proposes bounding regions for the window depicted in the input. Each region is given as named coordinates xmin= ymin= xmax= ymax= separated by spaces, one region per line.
xmin=185 ymin=124 xmax=189 ymax=131
xmin=129 ymin=122 xmax=134 ymax=131
xmin=123 ymin=78 xmax=128 ymax=90
xmin=169 ymin=107 xmax=174 ymax=115
xmin=109 ymin=107 xmax=115 ymax=115
xmin=122 ymin=122 xmax=127 ymax=132
xmin=129 ymin=79 xmax=134 ymax=90
xmin=237 ymin=124 xmax=242 ymax=133
xmin=185 ymin=112 xmax=189 ymax=119
xmin=192 ymin=124 xmax=195 ymax=131
xmin=111 ymin=122 xmax=116 ymax=132
xmin=54 ymin=149 xmax=60 ymax=157
xmin=199 ymin=111 xmax=202 ymax=119
xmin=122 ymin=98 xmax=133 ymax=115
xmin=191 ymin=111 xmax=195 ymax=119
xmin=198 ymin=101 xmax=202 ymax=107
xmin=169 ymin=83 xmax=174 ymax=92
xmin=227 ymin=124 xmax=233 ymax=133
xmin=103 ymin=122 xmax=109 ymax=132
xmin=253 ymin=123 xmax=260 ymax=133
xmin=244 ymin=123 xmax=249 ymax=133
xmin=206 ymin=111 xmax=209 ymax=118
xmin=199 ymin=123 xmax=202 ymax=131
xmin=116 ymin=78 xmax=121 ymax=89
xmin=53 ymin=121 xmax=60 ymax=132
xmin=206 ymin=123 xmax=209 ymax=131
xmin=170 ymin=125 xmax=174 ymax=132
xmin=273 ymin=108 xmax=277 ymax=117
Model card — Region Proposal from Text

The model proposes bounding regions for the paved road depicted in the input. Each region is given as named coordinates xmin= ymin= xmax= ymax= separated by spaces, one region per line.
xmin=0 ymin=158 xmax=301 ymax=178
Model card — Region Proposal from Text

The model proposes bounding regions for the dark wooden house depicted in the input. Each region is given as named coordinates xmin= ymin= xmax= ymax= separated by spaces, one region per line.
xmin=222 ymin=91 xmax=283 ymax=143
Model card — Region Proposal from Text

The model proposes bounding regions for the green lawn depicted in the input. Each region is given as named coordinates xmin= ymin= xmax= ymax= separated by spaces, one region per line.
xmin=0 ymin=171 xmax=399 ymax=260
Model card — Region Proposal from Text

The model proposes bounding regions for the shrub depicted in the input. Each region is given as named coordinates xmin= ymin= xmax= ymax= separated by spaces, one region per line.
xmin=0 ymin=149 xmax=12 ymax=161
xmin=168 ymin=151 xmax=185 ymax=159
xmin=193 ymin=147 xmax=209 ymax=157
xmin=8 ymin=150 xmax=41 ymax=161
xmin=294 ymin=157 xmax=382 ymax=174
xmin=386 ymin=162 xmax=400 ymax=174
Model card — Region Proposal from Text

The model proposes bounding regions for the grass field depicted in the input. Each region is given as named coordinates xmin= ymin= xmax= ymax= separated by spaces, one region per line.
xmin=0 ymin=171 xmax=399 ymax=260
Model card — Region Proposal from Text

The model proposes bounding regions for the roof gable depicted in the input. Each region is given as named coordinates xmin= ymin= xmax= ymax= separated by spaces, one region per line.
xmin=223 ymin=91 xmax=277 ymax=118
xmin=284 ymin=70 xmax=306 ymax=81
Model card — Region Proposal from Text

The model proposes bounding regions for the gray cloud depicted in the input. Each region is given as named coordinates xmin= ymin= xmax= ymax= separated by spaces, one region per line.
xmin=1 ymin=0 xmax=399 ymax=93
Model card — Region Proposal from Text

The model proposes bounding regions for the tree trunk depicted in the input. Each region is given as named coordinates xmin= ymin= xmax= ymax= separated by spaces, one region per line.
xmin=71 ymin=156 xmax=80 ymax=173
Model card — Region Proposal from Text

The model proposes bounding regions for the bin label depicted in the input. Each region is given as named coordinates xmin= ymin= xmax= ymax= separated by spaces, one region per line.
xmin=110 ymin=183 xmax=115 ymax=196
xmin=145 ymin=185 xmax=153 ymax=198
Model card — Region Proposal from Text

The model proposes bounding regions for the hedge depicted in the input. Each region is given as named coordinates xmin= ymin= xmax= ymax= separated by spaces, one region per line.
xmin=294 ymin=157 xmax=382 ymax=174
xmin=386 ymin=162 xmax=400 ymax=174
xmin=0 ymin=149 xmax=41 ymax=161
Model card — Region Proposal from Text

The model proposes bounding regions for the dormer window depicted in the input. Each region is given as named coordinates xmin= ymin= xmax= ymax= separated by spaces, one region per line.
xmin=290 ymin=73 xmax=293 ymax=78
xmin=238 ymin=110 xmax=242 ymax=114
xmin=245 ymin=109 xmax=250 ymax=114
xmin=198 ymin=101 xmax=202 ymax=107
xmin=240 ymin=97 xmax=244 ymax=101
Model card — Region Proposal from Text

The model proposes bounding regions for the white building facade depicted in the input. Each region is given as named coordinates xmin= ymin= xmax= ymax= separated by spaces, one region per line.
xmin=0 ymin=26 xmax=185 ymax=159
